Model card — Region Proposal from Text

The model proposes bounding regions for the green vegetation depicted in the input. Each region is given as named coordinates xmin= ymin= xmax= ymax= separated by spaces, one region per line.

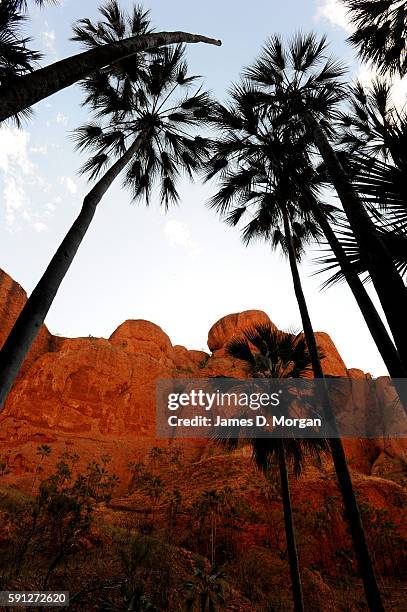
xmin=0 ymin=449 xmax=405 ymax=610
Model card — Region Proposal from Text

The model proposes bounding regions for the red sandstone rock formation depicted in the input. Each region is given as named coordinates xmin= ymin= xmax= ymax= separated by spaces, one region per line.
xmin=0 ymin=269 xmax=56 ymax=377
xmin=0 ymin=268 xmax=405 ymax=493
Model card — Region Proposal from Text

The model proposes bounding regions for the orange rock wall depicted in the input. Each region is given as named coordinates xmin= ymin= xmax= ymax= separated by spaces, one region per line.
xmin=0 ymin=268 xmax=405 ymax=491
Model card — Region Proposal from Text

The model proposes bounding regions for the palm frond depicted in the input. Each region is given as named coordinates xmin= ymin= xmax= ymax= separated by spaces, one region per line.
xmin=353 ymin=155 xmax=407 ymax=224
xmin=15 ymin=0 xmax=59 ymax=9
xmin=245 ymin=32 xmax=347 ymax=123
xmin=79 ymin=153 xmax=110 ymax=180
xmin=343 ymin=0 xmax=407 ymax=77
xmin=74 ymin=7 xmax=211 ymax=209
xmin=0 ymin=0 xmax=42 ymax=88
xmin=245 ymin=34 xmax=286 ymax=85
xmin=72 ymin=123 xmax=104 ymax=152
xmin=314 ymin=214 xmax=407 ymax=287
xmin=340 ymin=78 xmax=407 ymax=163
xmin=220 ymin=323 xmax=330 ymax=476
xmin=226 ymin=337 xmax=256 ymax=365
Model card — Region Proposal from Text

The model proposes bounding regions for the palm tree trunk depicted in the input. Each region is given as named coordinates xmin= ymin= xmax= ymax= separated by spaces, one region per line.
xmin=316 ymin=208 xmax=407 ymax=415
xmin=282 ymin=210 xmax=384 ymax=612
xmin=277 ymin=442 xmax=304 ymax=612
xmin=0 ymin=32 xmax=221 ymax=122
xmin=315 ymin=207 xmax=407 ymax=381
xmin=0 ymin=134 xmax=145 ymax=409
xmin=305 ymin=112 xmax=407 ymax=372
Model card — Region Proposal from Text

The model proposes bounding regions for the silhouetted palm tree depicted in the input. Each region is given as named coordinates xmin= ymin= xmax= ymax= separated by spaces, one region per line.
xmin=0 ymin=0 xmax=221 ymax=123
xmin=339 ymin=79 xmax=407 ymax=227
xmin=220 ymin=323 xmax=329 ymax=612
xmin=0 ymin=1 xmax=64 ymax=124
xmin=206 ymin=78 xmax=406 ymax=381
xmin=0 ymin=31 xmax=211 ymax=407
xmin=315 ymin=79 xmax=407 ymax=406
xmin=246 ymin=33 xmax=407 ymax=392
xmin=198 ymin=489 xmax=227 ymax=566
xmin=31 ymin=443 xmax=52 ymax=494
xmin=315 ymin=213 xmax=407 ymax=289
xmin=0 ymin=0 xmax=42 ymax=123
xmin=312 ymin=208 xmax=407 ymax=384
xmin=205 ymin=76 xmax=384 ymax=610
xmin=184 ymin=561 xmax=226 ymax=612
xmin=343 ymin=0 xmax=407 ymax=77
xmin=314 ymin=216 xmax=407 ymax=409
xmin=15 ymin=0 xmax=59 ymax=7
xmin=205 ymin=85 xmax=327 ymax=375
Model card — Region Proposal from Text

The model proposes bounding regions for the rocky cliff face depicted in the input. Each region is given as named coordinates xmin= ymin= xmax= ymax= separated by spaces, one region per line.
xmin=0 ymin=268 xmax=405 ymax=490
xmin=1 ymin=269 xmax=406 ymax=609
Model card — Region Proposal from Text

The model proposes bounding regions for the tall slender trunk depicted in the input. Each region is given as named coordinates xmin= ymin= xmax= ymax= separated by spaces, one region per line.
xmin=316 ymin=209 xmax=403 ymax=374
xmin=315 ymin=207 xmax=407 ymax=380
xmin=305 ymin=112 xmax=407 ymax=371
xmin=277 ymin=442 xmax=304 ymax=612
xmin=0 ymin=134 xmax=145 ymax=409
xmin=282 ymin=210 xmax=384 ymax=612
xmin=0 ymin=32 xmax=221 ymax=122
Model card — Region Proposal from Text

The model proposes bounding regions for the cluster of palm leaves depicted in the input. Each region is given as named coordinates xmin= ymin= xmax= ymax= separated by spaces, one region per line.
xmin=319 ymin=79 xmax=407 ymax=282
xmin=0 ymin=0 xmax=220 ymax=123
xmin=343 ymin=0 xmax=407 ymax=77
xmin=0 ymin=0 xmax=59 ymax=122
xmin=0 ymin=1 xmax=40 ymax=87
xmin=0 ymin=1 xmax=406 ymax=611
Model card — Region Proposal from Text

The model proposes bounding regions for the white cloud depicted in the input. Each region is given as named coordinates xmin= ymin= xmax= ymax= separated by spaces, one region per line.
xmin=0 ymin=127 xmax=52 ymax=231
xmin=3 ymin=177 xmax=26 ymax=226
xmin=44 ymin=196 xmax=61 ymax=216
xmin=0 ymin=128 xmax=34 ymax=227
xmin=41 ymin=24 xmax=56 ymax=56
xmin=164 ymin=220 xmax=200 ymax=254
xmin=315 ymin=0 xmax=353 ymax=33
xmin=357 ymin=62 xmax=407 ymax=111
xmin=0 ymin=128 xmax=35 ymax=175
xmin=30 ymin=144 xmax=48 ymax=155
xmin=33 ymin=221 xmax=48 ymax=233
xmin=60 ymin=176 xmax=78 ymax=195
xmin=56 ymin=112 xmax=68 ymax=126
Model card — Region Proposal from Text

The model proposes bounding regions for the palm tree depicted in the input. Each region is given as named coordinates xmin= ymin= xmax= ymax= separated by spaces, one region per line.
xmin=184 ymin=561 xmax=226 ymax=612
xmin=343 ymin=0 xmax=407 ymax=77
xmin=205 ymin=82 xmax=384 ymax=610
xmin=149 ymin=446 xmax=164 ymax=467
xmin=312 ymin=211 xmax=407 ymax=399
xmin=206 ymin=81 xmax=406 ymax=381
xmin=14 ymin=1 xmax=59 ymax=7
xmin=339 ymin=79 xmax=407 ymax=226
xmin=0 ymin=0 xmax=42 ymax=124
xmin=0 ymin=0 xmax=221 ymax=123
xmin=166 ymin=487 xmax=182 ymax=542
xmin=0 ymin=34 xmax=211 ymax=408
xmin=315 ymin=78 xmax=407 ymax=400
xmin=31 ymin=443 xmax=52 ymax=493
xmin=219 ymin=323 xmax=329 ymax=612
xmin=144 ymin=475 xmax=164 ymax=509
xmin=246 ymin=33 xmax=407 ymax=394
xmin=199 ymin=490 xmax=225 ymax=566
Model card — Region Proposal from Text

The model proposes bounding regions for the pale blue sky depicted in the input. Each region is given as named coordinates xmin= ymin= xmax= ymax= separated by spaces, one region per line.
xmin=0 ymin=0 xmax=400 ymax=374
